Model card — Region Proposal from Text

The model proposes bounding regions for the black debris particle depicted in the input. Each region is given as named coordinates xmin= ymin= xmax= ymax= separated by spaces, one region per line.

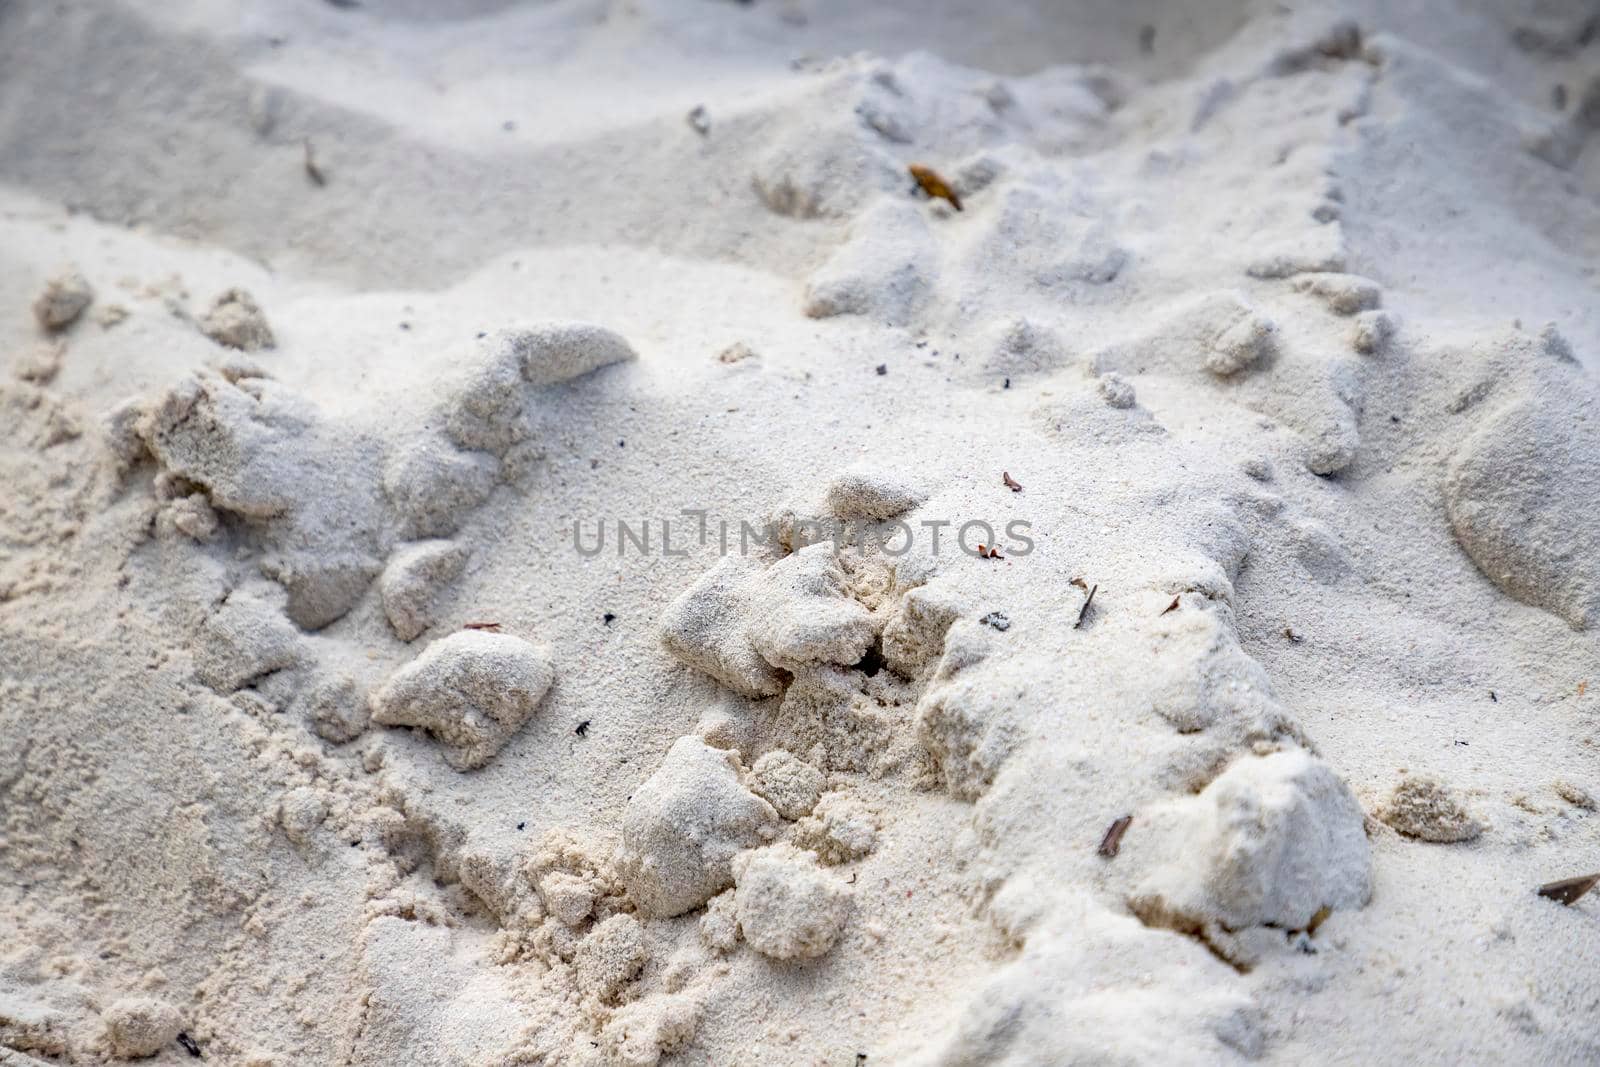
xmin=177 ymin=1032 xmax=201 ymax=1058
xmin=576 ymin=719 xmax=591 ymax=737
xmin=303 ymin=139 xmax=327 ymax=186
xmin=875 ymin=363 xmax=888 ymax=376
xmin=853 ymin=641 xmax=886 ymax=678
xmin=603 ymin=612 xmax=617 ymax=625
xmin=979 ymin=611 xmax=1010 ymax=631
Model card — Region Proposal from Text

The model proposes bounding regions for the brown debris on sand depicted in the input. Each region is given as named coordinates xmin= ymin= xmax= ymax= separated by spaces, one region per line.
xmin=908 ymin=163 xmax=962 ymax=210
xmin=1536 ymin=873 xmax=1600 ymax=906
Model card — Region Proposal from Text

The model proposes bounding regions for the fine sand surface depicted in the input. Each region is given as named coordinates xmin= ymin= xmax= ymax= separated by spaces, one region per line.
xmin=3 ymin=1 xmax=1599 ymax=1064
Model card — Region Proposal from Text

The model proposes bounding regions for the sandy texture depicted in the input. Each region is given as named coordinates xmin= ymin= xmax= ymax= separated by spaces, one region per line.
xmin=3 ymin=0 xmax=1600 ymax=1064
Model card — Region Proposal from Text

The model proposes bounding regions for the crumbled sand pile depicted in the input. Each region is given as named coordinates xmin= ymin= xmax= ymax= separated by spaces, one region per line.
xmin=2 ymin=1 xmax=1599 ymax=1064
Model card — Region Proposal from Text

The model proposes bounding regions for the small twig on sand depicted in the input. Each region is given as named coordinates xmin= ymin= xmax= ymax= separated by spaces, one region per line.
xmin=1075 ymin=584 xmax=1098 ymax=629
xmin=1098 ymin=814 xmax=1132 ymax=857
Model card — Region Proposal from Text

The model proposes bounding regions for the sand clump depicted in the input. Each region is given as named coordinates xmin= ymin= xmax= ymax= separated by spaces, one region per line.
xmin=659 ymin=557 xmax=788 ymax=698
xmin=598 ymin=992 xmax=703 ymax=1067
xmin=32 ymin=271 xmax=93 ymax=331
xmin=1129 ymin=750 xmax=1371 ymax=938
xmin=574 ymin=915 xmax=648 ymax=1004
xmin=1350 ymin=309 xmax=1395 ymax=354
xmin=731 ymin=844 xmax=852 ymax=960
xmin=1293 ymin=272 xmax=1382 ymax=315
xmin=100 ymin=997 xmax=183 ymax=1059
xmin=1444 ymin=373 xmax=1600 ymax=629
xmin=619 ymin=737 xmax=780 ymax=918
xmin=379 ymin=540 xmax=469 ymax=641
xmin=747 ymin=749 xmax=826 ymax=820
xmin=382 ymin=438 xmax=499 ymax=539
xmin=369 ymin=630 xmax=554 ymax=769
xmin=296 ymin=671 xmax=370 ymax=744
xmin=748 ymin=543 xmax=876 ymax=672
xmin=194 ymin=586 xmax=303 ymax=692
xmin=822 ymin=466 xmax=927 ymax=522
xmin=443 ymin=321 xmax=636 ymax=455
xmin=662 ymin=539 xmax=882 ymax=695
xmin=699 ymin=890 xmax=741 ymax=954
xmin=792 ymin=791 xmax=879 ymax=865
xmin=1555 ymin=780 xmax=1595 ymax=810
xmin=1378 ymin=774 xmax=1484 ymax=843
xmin=199 ymin=288 xmax=275 ymax=351
xmin=131 ymin=369 xmax=393 ymax=629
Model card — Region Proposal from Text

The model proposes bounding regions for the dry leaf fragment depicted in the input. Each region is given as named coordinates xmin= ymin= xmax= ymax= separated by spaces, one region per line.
xmin=1098 ymin=814 xmax=1132 ymax=857
xmin=1537 ymin=873 xmax=1600 ymax=906
xmin=1160 ymin=595 xmax=1181 ymax=616
xmin=1305 ymin=904 xmax=1333 ymax=936
xmin=908 ymin=163 xmax=962 ymax=210
xmin=463 ymin=621 xmax=503 ymax=632
xmin=1002 ymin=471 xmax=1022 ymax=492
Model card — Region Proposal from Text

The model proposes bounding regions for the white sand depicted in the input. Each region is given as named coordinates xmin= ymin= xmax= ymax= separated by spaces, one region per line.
xmin=2 ymin=1 xmax=1599 ymax=1063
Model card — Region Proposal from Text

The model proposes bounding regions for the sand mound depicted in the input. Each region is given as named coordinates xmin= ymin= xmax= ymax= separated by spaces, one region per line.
xmin=3 ymin=1 xmax=1599 ymax=1063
